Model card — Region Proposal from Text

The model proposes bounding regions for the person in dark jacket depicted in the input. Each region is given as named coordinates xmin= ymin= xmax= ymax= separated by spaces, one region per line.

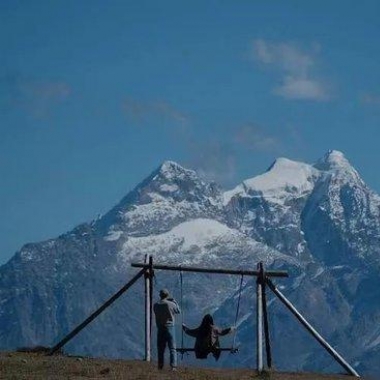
xmin=153 ymin=289 xmax=180 ymax=371
xmin=182 ymin=314 xmax=235 ymax=361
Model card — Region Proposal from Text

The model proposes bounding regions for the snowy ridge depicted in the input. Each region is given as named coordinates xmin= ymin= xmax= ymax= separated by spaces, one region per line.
xmin=245 ymin=157 xmax=319 ymax=193
xmin=315 ymin=150 xmax=355 ymax=171
xmin=224 ymin=157 xmax=319 ymax=205
xmin=101 ymin=160 xmax=223 ymax=238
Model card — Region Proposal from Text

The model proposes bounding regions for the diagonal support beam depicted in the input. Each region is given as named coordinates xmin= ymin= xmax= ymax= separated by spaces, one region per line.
xmin=48 ymin=268 xmax=146 ymax=355
xmin=266 ymin=278 xmax=360 ymax=378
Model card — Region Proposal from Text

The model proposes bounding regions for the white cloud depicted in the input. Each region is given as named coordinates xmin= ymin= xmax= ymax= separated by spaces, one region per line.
xmin=251 ymin=39 xmax=330 ymax=101
xmin=234 ymin=124 xmax=280 ymax=151
xmin=360 ymin=93 xmax=380 ymax=105
xmin=2 ymin=75 xmax=71 ymax=119
xmin=254 ymin=39 xmax=313 ymax=76
xmin=122 ymin=98 xmax=189 ymax=127
xmin=274 ymin=76 xmax=328 ymax=100
xmin=187 ymin=124 xmax=281 ymax=186
xmin=188 ymin=140 xmax=237 ymax=185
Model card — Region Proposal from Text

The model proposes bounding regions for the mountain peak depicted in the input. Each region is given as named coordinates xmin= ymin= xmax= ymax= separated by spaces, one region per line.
xmin=314 ymin=150 xmax=351 ymax=171
xmin=224 ymin=157 xmax=318 ymax=204
xmin=158 ymin=160 xmax=186 ymax=174
xmin=160 ymin=160 xmax=182 ymax=171
xmin=246 ymin=157 xmax=317 ymax=193
xmin=135 ymin=160 xmax=219 ymax=202
xmin=157 ymin=160 xmax=194 ymax=180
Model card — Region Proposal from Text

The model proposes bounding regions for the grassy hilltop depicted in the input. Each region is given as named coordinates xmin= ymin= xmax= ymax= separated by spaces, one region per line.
xmin=0 ymin=351 xmax=361 ymax=380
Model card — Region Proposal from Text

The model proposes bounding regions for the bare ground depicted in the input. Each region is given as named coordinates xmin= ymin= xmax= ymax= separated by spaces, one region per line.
xmin=0 ymin=352 xmax=361 ymax=380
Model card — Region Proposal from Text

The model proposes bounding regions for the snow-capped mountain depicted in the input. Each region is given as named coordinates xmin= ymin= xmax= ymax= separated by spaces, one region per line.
xmin=0 ymin=150 xmax=379 ymax=377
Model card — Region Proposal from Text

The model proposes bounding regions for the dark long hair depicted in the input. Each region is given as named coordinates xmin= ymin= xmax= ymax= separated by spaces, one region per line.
xmin=198 ymin=314 xmax=214 ymax=334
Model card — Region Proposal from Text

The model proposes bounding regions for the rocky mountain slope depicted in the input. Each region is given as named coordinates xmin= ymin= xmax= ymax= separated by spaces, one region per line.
xmin=0 ymin=150 xmax=379 ymax=378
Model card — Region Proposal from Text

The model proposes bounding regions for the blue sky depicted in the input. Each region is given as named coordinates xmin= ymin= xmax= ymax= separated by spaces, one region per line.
xmin=1 ymin=1 xmax=379 ymax=264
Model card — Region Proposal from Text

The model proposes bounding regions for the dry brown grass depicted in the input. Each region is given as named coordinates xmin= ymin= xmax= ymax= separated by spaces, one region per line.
xmin=0 ymin=352 xmax=360 ymax=380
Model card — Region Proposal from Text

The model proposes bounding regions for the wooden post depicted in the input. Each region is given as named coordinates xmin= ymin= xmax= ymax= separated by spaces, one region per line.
xmin=260 ymin=263 xmax=272 ymax=369
xmin=144 ymin=256 xmax=153 ymax=361
xmin=266 ymin=278 xmax=360 ymax=378
xmin=256 ymin=263 xmax=263 ymax=373
xmin=49 ymin=268 xmax=146 ymax=355
xmin=149 ymin=256 xmax=154 ymax=348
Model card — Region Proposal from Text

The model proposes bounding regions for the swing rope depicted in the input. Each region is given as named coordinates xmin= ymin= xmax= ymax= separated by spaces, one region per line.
xmin=231 ymin=273 xmax=244 ymax=353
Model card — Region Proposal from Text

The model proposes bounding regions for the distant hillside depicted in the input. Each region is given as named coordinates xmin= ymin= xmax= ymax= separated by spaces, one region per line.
xmin=0 ymin=351 xmax=362 ymax=380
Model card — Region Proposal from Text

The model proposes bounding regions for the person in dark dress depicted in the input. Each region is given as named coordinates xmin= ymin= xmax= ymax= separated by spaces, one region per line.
xmin=182 ymin=314 xmax=235 ymax=361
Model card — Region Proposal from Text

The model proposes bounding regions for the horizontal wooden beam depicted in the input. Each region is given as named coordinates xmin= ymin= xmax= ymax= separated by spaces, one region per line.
xmin=131 ymin=262 xmax=288 ymax=277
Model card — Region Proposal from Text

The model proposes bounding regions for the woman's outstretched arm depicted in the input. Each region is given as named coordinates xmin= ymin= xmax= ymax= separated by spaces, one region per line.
xmin=182 ymin=324 xmax=199 ymax=337
xmin=214 ymin=326 xmax=235 ymax=336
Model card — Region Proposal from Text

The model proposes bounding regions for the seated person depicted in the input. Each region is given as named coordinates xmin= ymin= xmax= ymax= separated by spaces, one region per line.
xmin=182 ymin=314 xmax=235 ymax=360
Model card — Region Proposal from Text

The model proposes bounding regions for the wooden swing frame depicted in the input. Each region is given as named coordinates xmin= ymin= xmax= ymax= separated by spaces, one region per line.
xmin=48 ymin=256 xmax=359 ymax=377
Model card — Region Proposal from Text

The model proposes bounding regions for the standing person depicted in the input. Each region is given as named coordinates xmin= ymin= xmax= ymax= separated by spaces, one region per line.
xmin=182 ymin=314 xmax=235 ymax=361
xmin=153 ymin=289 xmax=181 ymax=371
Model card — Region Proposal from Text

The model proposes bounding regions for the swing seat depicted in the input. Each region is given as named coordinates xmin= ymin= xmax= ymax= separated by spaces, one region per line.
xmin=176 ymin=347 xmax=239 ymax=354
